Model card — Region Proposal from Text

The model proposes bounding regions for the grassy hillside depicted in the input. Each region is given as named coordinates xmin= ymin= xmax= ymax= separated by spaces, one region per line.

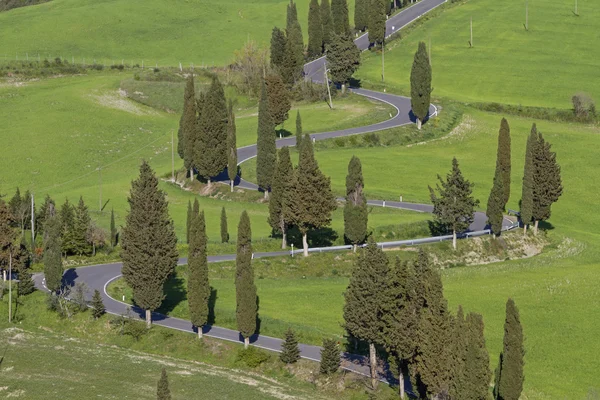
xmin=357 ymin=0 xmax=600 ymax=109
xmin=0 ymin=0 xmax=354 ymax=67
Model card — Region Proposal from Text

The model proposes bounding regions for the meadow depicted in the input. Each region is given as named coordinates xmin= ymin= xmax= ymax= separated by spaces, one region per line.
xmin=357 ymin=0 xmax=600 ymax=109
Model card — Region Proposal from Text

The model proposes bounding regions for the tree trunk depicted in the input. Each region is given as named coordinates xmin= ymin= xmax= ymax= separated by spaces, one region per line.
xmin=353 ymin=244 xmax=357 ymax=253
xmin=452 ymin=229 xmax=457 ymax=250
xmin=399 ymin=369 xmax=405 ymax=399
xmin=207 ymin=177 xmax=211 ymax=186
xmin=92 ymin=243 xmax=96 ymax=257
xmin=281 ymin=231 xmax=287 ymax=250
xmin=302 ymin=233 xmax=309 ymax=257
xmin=244 ymin=336 xmax=249 ymax=349
xmin=417 ymin=118 xmax=422 ymax=130
xmin=264 ymin=190 xmax=269 ymax=200
xmin=369 ymin=342 xmax=378 ymax=389
xmin=145 ymin=309 xmax=152 ymax=328
xmin=534 ymin=220 xmax=539 ymax=235
xmin=524 ymin=224 xmax=528 ymax=236
xmin=230 ymin=179 xmax=234 ymax=192
xmin=190 ymin=168 xmax=194 ymax=182
xmin=342 ymin=83 xmax=346 ymax=94
xmin=198 ymin=328 xmax=203 ymax=339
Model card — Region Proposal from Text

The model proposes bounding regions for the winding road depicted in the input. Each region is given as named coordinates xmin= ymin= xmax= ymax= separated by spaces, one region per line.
xmin=34 ymin=0 xmax=512 ymax=385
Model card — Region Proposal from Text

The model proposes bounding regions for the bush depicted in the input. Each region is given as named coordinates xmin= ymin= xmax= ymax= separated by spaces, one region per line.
xmin=320 ymin=338 xmax=340 ymax=374
xmin=110 ymin=309 xmax=149 ymax=341
xmin=572 ymin=93 xmax=596 ymax=121
xmin=236 ymin=346 xmax=271 ymax=368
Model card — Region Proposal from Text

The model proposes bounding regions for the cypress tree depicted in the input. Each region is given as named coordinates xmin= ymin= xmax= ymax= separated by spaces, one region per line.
xmin=286 ymin=0 xmax=305 ymax=78
xmin=110 ymin=208 xmax=117 ymax=247
xmin=280 ymin=327 xmax=301 ymax=364
xmin=265 ymin=73 xmax=291 ymax=127
xmin=327 ymin=33 xmax=361 ymax=93
xmin=368 ymin=0 xmax=387 ymax=46
xmin=449 ymin=306 xmax=468 ymax=400
xmin=17 ymin=271 xmax=35 ymax=296
xmin=281 ymin=34 xmax=301 ymax=86
xmin=235 ymin=211 xmax=257 ymax=348
xmin=496 ymin=118 xmax=512 ymax=207
xmin=344 ymin=156 xmax=368 ymax=251
xmin=256 ymin=80 xmax=277 ymax=198
xmin=287 ymin=134 xmax=337 ymax=256
xmin=178 ymin=75 xmax=197 ymax=179
xmin=268 ymin=147 xmax=294 ymax=249
xmin=410 ymin=41 xmax=432 ymax=130
xmin=196 ymin=77 xmax=228 ymax=184
xmin=72 ymin=196 xmax=91 ymax=256
xmin=220 ymin=207 xmax=229 ymax=243
xmin=495 ymin=298 xmax=525 ymax=400
xmin=227 ymin=99 xmax=238 ymax=192
xmin=354 ymin=0 xmax=368 ymax=31
xmin=193 ymin=198 xmax=199 ymax=217
xmin=295 ymin=110 xmax=303 ymax=149
xmin=43 ymin=204 xmax=63 ymax=293
xmin=486 ymin=169 xmax=505 ymax=237
xmin=188 ymin=211 xmax=210 ymax=338
xmin=320 ymin=0 xmax=335 ymax=50
xmin=270 ymin=27 xmax=287 ymax=71
xmin=186 ymin=200 xmax=193 ymax=244
xmin=308 ymin=0 xmax=323 ymax=58
xmin=91 ymin=289 xmax=105 ymax=319
xmin=532 ymin=131 xmax=562 ymax=235
xmin=520 ymin=124 xmax=536 ymax=235
xmin=331 ymin=0 xmax=350 ymax=35
xmin=121 ymin=161 xmax=179 ymax=328
xmin=320 ymin=338 xmax=341 ymax=374
xmin=344 ymin=237 xmax=391 ymax=388
xmin=157 ymin=368 xmax=171 ymax=400
xmin=463 ymin=312 xmax=492 ymax=400
xmin=8 ymin=188 xmax=21 ymax=227
xmin=59 ymin=198 xmax=75 ymax=256
xmin=35 ymin=194 xmax=54 ymax=236
xmin=429 ymin=157 xmax=479 ymax=250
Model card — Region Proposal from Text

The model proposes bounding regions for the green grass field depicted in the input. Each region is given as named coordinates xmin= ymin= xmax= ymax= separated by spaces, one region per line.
xmin=357 ymin=0 xmax=600 ymax=109
xmin=0 ymin=0 xmax=354 ymax=67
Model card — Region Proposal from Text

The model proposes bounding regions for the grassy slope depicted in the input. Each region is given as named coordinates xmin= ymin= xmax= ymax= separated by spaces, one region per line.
xmin=0 ymin=0 xmax=354 ymax=67
xmin=357 ymin=0 xmax=600 ymax=109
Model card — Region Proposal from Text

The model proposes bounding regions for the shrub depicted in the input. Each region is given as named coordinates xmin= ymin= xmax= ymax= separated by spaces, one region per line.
xmin=110 ymin=309 xmax=149 ymax=341
xmin=320 ymin=338 xmax=340 ymax=374
xmin=572 ymin=93 xmax=596 ymax=121
xmin=236 ymin=346 xmax=271 ymax=368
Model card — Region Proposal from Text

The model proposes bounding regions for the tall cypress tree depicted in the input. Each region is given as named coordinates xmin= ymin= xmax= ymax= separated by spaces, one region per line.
xmin=121 ymin=161 xmax=178 ymax=328
xmin=343 ymin=237 xmax=391 ymax=388
xmin=179 ymin=75 xmax=197 ymax=180
xmin=157 ymin=368 xmax=171 ymax=400
xmin=265 ymin=73 xmax=291 ymax=127
xmin=286 ymin=0 xmax=305 ymax=78
xmin=60 ymin=199 xmax=75 ymax=256
xmin=295 ymin=110 xmax=303 ymax=149
xmin=235 ymin=211 xmax=257 ymax=348
xmin=227 ymin=99 xmax=238 ymax=192
xmin=486 ymin=169 xmax=505 ymax=237
xmin=193 ymin=198 xmax=199 ymax=217
xmin=368 ymin=0 xmax=387 ymax=46
xmin=520 ymin=124 xmax=536 ymax=235
xmin=110 ymin=208 xmax=117 ymax=247
xmin=287 ymin=134 xmax=337 ymax=256
xmin=344 ymin=156 xmax=368 ymax=251
xmin=188 ymin=211 xmax=210 ymax=338
xmin=449 ymin=306 xmax=467 ymax=400
xmin=354 ymin=0 xmax=368 ymax=31
xmin=43 ymin=204 xmax=63 ymax=293
xmin=331 ymin=0 xmax=350 ymax=35
xmin=186 ymin=200 xmax=193 ymax=244
xmin=35 ymin=194 xmax=54 ymax=236
xmin=495 ymin=298 xmax=525 ymax=400
xmin=220 ymin=207 xmax=229 ymax=243
xmin=463 ymin=312 xmax=492 ymax=400
xmin=532 ymin=131 xmax=562 ymax=235
xmin=196 ymin=77 xmax=228 ymax=184
xmin=308 ymin=0 xmax=323 ymax=58
xmin=268 ymin=147 xmax=294 ymax=249
xmin=320 ymin=0 xmax=335 ymax=50
xmin=270 ymin=27 xmax=287 ymax=71
xmin=496 ymin=118 xmax=512 ymax=207
xmin=73 ymin=196 xmax=91 ymax=255
xmin=327 ymin=32 xmax=361 ymax=93
xmin=429 ymin=158 xmax=479 ymax=250
xmin=410 ymin=41 xmax=432 ymax=130
xmin=256 ymin=80 xmax=277 ymax=198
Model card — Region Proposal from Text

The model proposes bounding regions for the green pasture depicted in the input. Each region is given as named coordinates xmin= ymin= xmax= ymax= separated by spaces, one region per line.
xmin=357 ymin=0 xmax=600 ymax=109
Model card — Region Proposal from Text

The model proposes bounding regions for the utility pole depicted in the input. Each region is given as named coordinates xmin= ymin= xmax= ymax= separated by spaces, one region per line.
xmin=8 ymin=251 xmax=12 ymax=323
xmin=171 ymin=130 xmax=175 ymax=182
xmin=381 ymin=41 xmax=385 ymax=82
xmin=525 ymin=0 xmax=529 ymax=30
xmin=574 ymin=0 xmax=578 ymax=15
xmin=470 ymin=17 xmax=474 ymax=47
xmin=31 ymin=193 xmax=35 ymax=248
xmin=324 ymin=65 xmax=334 ymax=109
xmin=98 ymin=166 xmax=102 ymax=212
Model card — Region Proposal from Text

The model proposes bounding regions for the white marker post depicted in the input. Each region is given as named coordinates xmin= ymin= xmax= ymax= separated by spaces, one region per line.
xmin=291 ymin=243 xmax=294 ymax=258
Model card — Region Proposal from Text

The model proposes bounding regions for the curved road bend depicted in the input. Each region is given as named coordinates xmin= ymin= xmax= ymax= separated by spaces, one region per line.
xmin=34 ymin=0 xmax=503 ymax=384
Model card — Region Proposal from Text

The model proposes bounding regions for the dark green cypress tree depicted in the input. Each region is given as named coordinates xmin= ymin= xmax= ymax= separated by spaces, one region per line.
xmin=308 ymin=0 xmax=323 ymax=58
xmin=320 ymin=338 xmax=341 ymax=374
xmin=91 ymin=289 xmax=105 ymax=319
xmin=268 ymin=147 xmax=294 ymax=249
xmin=270 ymin=27 xmax=287 ymax=71
xmin=287 ymin=134 xmax=337 ymax=256
xmin=368 ymin=0 xmax=387 ymax=46
xmin=17 ymin=271 xmax=35 ymax=296
xmin=532 ymin=131 xmax=562 ymax=235
xmin=344 ymin=156 xmax=368 ymax=251
xmin=188 ymin=211 xmax=210 ymax=338
xmin=73 ymin=196 xmax=91 ymax=256
xmin=227 ymin=99 xmax=238 ymax=192
xmin=286 ymin=0 xmax=305 ymax=77
xmin=295 ymin=110 xmax=303 ymax=149
xmin=495 ymin=298 xmax=525 ymax=400
xmin=196 ymin=77 xmax=228 ymax=184
xmin=344 ymin=237 xmax=391 ymax=388
xmin=265 ymin=73 xmax=291 ymax=127
xmin=463 ymin=312 xmax=492 ymax=400
xmin=327 ymin=33 xmax=361 ymax=93
xmin=157 ymin=368 xmax=171 ymax=400
xmin=354 ymin=0 xmax=368 ymax=31
xmin=235 ymin=211 xmax=257 ymax=348
xmin=410 ymin=41 xmax=432 ymax=130
xmin=429 ymin=157 xmax=479 ymax=250
xmin=449 ymin=306 xmax=467 ymax=400
xmin=35 ymin=194 xmax=54 ymax=236
xmin=256 ymin=80 xmax=277 ymax=198
xmin=121 ymin=161 xmax=179 ymax=328
xmin=43 ymin=204 xmax=63 ymax=293
xmin=186 ymin=200 xmax=193 ymax=244
xmin=280 ymin=327 xmax=301 ymax=364
xmin=8 ymin=188 xmax=21 ymax=227
xmin=496 ymin=118 xmax=512 ymax=207
xmin=59 ymin=198 xmax=75 ymax=256
xmin=193 ymin=198 xmax=199 ymax=217
xmin=110 ymin=208 xmax=117 ymax=247
xmin=281 ymin=35 xmax=301 ymax=86
xmin=486 ymin=169 xmax=505 ymax=237
xmin=320 ymin=0 xmax=335 ymax=50
xmin=331 ymin=0 xmax=350 ymax=35
xmin=520 ymin=124 xmax=536 ymax=235
xmin=220 ymin=207 xmax=229 ymax=243
xmin=178 ymin=75 xmax=197 ymax=178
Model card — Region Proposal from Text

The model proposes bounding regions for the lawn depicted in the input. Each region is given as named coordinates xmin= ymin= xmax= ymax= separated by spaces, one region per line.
xmin=0 ymin=0 xmax=355 ymax=67
xmin=356 ymin=0 xmax=600 ymax=109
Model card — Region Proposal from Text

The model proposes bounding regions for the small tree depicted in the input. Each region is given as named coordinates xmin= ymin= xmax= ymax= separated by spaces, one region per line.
xmin=157 ymin=368 xmax=171 ymax=400
xmin=429 ymin=158 xmax=479 ymax=250
xmin=344 ymin=156 xmax=368 ymax=251
xmin=256 ymin=80 xmax=277 ymax=199
xmin=280 ymin=328 xmax=301 ymax=364
xmin=327 ymin=33 xmax=361 ymax=93
xmin=236 ymin=211 xmax=257 ymax=348
xmin=35 ymin=194 xmax=55 ymax=237
xmin=410 ymin=41 xmax=432 ymax=129
xmin=227 ymin=99 xmax=238 ymax=192
xmin=17 ymin=271 xmax=35 ymax=296
xmin=572 ymin=92 xmax=596 ymax=121
xmin=60 ymin=199 xmax=75 ymax=256
xmin=494 ymin=298 xmax=525 ymax=400
xmin=43 ymin=204 xmax=63 ymax=293
xmin=295 ymin=110 xmax=303 ymax=149
xmin=188 ymin=211 xmax=210 ymax=338
xmin=73 ymin=196 xmax=91 ymax=256
xmin=91 ymin=289 xmax=106 ymax=319
xmin=220 ymin=207 xmax=229 ymax=243
xmin=270 ymin=27 xmax=287 ymax=71
xmin=320 ymin=338 xmax=341 ymax=374
xmin=268 ymin=147 xmax=294 ymax=249
xmin=308 ymin=0 xmax=324 ymax=57
xmin=86 ymin=221 xmax=106 ymax=256
xmin=265 ymin=73 xmax=291 ymax=127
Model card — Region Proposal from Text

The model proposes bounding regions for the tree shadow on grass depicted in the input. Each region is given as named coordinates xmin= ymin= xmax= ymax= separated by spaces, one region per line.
xmin=285 ymin=226 xmax=339 ymax=248
xmin=156 ymin=272 xmax=187 ymax=316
